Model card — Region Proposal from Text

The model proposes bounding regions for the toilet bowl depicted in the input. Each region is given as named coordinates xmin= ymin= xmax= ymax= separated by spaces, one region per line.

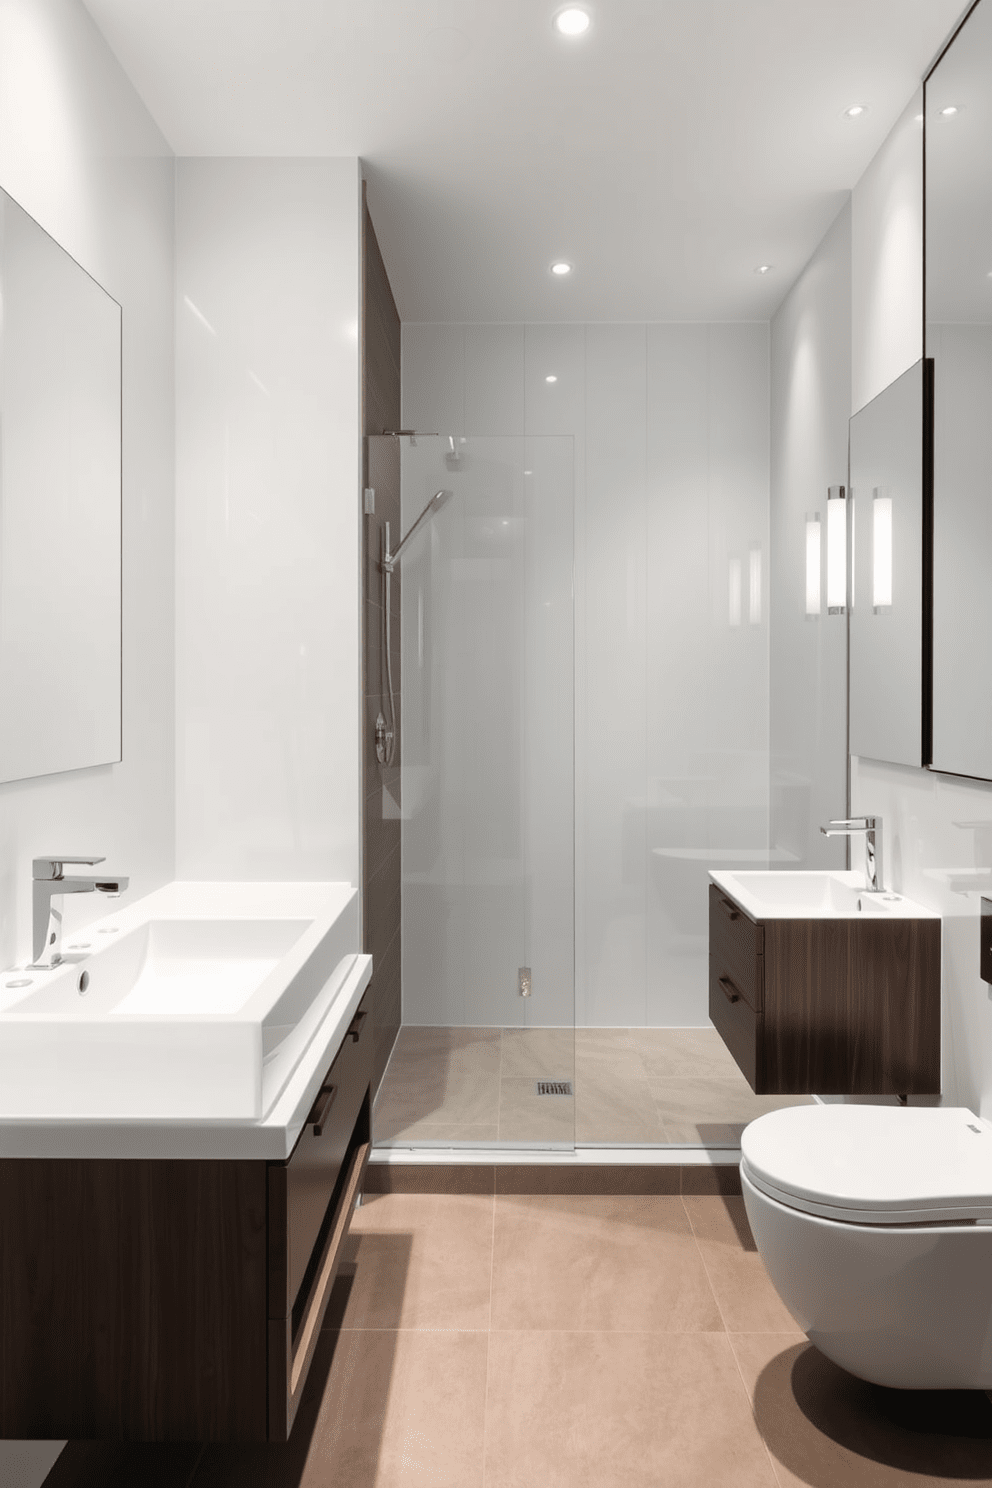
xmin=741 ymin=1104 xmax=992 ymax=1390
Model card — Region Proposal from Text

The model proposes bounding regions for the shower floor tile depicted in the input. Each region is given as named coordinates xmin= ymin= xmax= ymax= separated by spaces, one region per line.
xmin=373 ymin=1026 xmax=813 ymax=1148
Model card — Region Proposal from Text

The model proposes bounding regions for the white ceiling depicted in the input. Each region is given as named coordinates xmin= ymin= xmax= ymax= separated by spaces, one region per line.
xmin=82 ymin=0 xmax=967 ymax=322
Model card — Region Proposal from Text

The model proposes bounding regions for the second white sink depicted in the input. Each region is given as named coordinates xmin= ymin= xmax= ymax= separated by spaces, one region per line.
xmin=710 ymin=869 xmax=936 ymax=921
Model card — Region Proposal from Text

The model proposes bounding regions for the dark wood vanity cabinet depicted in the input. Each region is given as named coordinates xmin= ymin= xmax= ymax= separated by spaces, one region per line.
xmin=0 ymin=991 xmax=372 ymax=1444
xmin=708 ymin=885 xmax=941 ymax=1095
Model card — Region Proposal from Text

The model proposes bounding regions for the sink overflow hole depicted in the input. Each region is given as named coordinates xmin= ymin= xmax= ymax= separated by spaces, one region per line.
xmin=77 ymin=971 xmax=90 ymax=996
xmin=536 ymin=1080 xmax=573 ymax=1096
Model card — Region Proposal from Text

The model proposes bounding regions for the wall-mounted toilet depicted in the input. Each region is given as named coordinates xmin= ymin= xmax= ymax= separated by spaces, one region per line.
xmin=741 ymin=1104 xmax=992 ymax=1390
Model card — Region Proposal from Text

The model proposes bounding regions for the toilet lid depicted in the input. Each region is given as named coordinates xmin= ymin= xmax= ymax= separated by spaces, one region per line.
xmin=741 ymin=1105 xmax=992 ymax=1225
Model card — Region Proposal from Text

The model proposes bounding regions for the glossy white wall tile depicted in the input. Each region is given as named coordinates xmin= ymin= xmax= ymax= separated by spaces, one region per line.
xmin=401 ymin=320 xmax=770 ymax=1029
xmin=175 ymin=158 xmax=362 ymax=882
xmin=851 ymin=89 xmax=924 ymax=414
xmin=0 ymin=4 xmax=175 ymax=1481
xmin=769 ymin=202 xmax=851 ymax=867
xmin=0 ymin=0 xmax=175 ymax=964
xmin=401 ymin=322 xmax=465 ymax=435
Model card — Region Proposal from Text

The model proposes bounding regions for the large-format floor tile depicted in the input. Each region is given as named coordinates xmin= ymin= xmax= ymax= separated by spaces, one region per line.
xmin=392 ymin=1026 xmax=502 ymax=1060
xmin=573 ymin=1027 xmax=635 ymax=1058
xmin=730 ymin=1332 xmax=992 ymax=1487
xmin=374 ymin=1121 xmax=500 ymax=1146
xmin=650 ymin=1076 xmax=813 ymax=1145
xmin=491 ymin=1195 xmax=723 ymax=1333
xmin=632 ymin=1026 xmax=743 ymax=1080
xmin=574 ymin=1052 xmax=663 ymax=1144
xmin=192 ymin=1329 xmax=489 ymax=1488
xmin=500 ymin=1027 xmax=574 ymax=1079
xmin=683 ymin=1196 xmax=799 ymax=1333
xmin=337 ymin=1193 xmax=495 ymax=1331
xmin=374 ymin=1062 xmax=501 ymax=1132
xmin=484 ymin=1331 xmax=778 ymax=1488
xmin=498 ymin=1078 xmax=574 ymax=1143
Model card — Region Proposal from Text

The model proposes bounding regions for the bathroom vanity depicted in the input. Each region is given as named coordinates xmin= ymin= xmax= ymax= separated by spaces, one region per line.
xmin=708 ymin=872 xmax=940 ymax=1095
xmin=0 ymin=882 xmax=373 ymax=1443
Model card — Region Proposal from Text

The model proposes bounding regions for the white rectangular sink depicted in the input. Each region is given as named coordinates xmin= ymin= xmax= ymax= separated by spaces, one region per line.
xmin=709 ymin=869 xmax=937 ymax=921
xmin=0 ymin=882 xmax=365 ymax=1121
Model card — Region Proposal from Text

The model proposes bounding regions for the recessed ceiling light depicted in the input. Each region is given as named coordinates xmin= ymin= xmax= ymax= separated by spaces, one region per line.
xmin=940 ymin=104 xmax=959 ymax=116
xmin=755 ymin=264 xmax=773 ymax=275
xmin=550 ymin=261 xmax=572 ymax=276
xmin=554 ymin=7 xmax=591 ymax=36
xmin=545 ymin=375 xmax=558 ymax=383
xmin=843 ymin=104 xmax=868 ymax=119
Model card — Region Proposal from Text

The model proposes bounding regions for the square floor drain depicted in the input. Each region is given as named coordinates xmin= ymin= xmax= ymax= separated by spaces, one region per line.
xmin=536 ymin=1080 xmax=573 ymax=1096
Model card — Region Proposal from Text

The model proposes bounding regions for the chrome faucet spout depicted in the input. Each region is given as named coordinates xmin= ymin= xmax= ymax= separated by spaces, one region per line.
xmin=29 ymin=856 xmax=130 ymax=969
xmin=819 ymin=817 xmax=883 ymax=894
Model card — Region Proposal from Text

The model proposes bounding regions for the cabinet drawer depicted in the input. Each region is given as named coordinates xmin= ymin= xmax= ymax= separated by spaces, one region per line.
xmin=268 ymin=990 xmax=373 ymax=1321
xmin=709 ymin=961 xmax=760 ymax=1089
xmin=708 ymin=884 xmax=763 ymax=1011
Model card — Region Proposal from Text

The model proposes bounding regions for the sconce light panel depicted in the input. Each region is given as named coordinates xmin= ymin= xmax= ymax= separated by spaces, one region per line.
xmin=826 ymin=485 xmax=847 ymax=612
xmin=873 ymin=489 xmax=892 ymax=610
xmin=729 ymin=556 xmax=742 ymax=627
xmin=805 ymin=517 xmax=821 ymax=616
xmin=749 ymin=547 xmax=762 ymax=625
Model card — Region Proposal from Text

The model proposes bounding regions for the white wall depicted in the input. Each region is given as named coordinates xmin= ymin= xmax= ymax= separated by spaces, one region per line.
xmin=402 ymin=321 xmax=770 ymax=1028
xmin=175 ymin=158 xmax=363 ymax=884
xmin=812 ymin=80 xmax=992 ymax=1115
xmin=851 ymin=89 xmax=924 ymax=413
xmin=769 ymin=204 xmax=851 ymax=866
xmin=0 ymin=2 xmax=175 ymax=1481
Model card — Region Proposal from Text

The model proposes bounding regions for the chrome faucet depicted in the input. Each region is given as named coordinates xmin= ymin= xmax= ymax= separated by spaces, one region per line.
xmin=820 ymin=817 xmax=883 ymax=894
xmin=30 ymin=857 xmax=130 ymax=969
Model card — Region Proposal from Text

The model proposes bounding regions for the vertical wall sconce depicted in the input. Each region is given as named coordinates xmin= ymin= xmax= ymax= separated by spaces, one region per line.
xmin=805 ymin=516 xmax=821 ymax=616
xmin=748 ymin=546 xmax=762 ymax=625
xmin=826 ymin=485 xmax=847 ymax=612
xmin=872 ymin=488 xmax=892 ymax=611
xmin=729 ymin=557 xmax=742 ymax=627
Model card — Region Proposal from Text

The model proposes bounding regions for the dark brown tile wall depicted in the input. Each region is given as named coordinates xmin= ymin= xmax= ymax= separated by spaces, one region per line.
xmin=363 ymin=1162 xmax=744 ymax=1196
xmin=361 ymin=187 xmax=403 ymax=1098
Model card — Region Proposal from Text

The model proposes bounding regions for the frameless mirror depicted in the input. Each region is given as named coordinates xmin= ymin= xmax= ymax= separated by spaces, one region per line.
xmin=848 ymin=358 xmax=931 ymax=770
xmin=0 ymin=188 xmax=122 ymax=783
xmin=926 ymin=0 xmax=992 ymax=779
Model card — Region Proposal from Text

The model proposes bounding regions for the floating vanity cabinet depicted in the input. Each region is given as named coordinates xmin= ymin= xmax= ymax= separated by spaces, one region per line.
xmin=708 ymin=883 xmax=941 ymax=1095
xmin=0 ymin=991 xmax=372 ymax=1444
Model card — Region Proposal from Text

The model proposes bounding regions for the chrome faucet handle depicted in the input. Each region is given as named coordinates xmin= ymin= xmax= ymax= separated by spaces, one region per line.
xmin=821 ymin=818 xmax=870 ymax=833
xmin=33 ymin=856 xmax=105 ymax=880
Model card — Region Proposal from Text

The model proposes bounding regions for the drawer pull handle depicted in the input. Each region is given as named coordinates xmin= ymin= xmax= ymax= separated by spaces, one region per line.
xmin=719 ymin=896 xmax=741 ymax=922
xmin=308 ymin=1083 xmax=337 ymax=1136
xmin=718 ymin=975 xmax=742 ymax=1005
xmin=347 ymin=1009 xmax=368 ymax=1044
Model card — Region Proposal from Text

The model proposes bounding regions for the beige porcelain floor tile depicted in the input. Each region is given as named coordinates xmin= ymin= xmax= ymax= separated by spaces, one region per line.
xmin=500 ymin=1027 xmax=574 ymax=1079
xmin=484 ymin=1331 xmax=778 ymax=1488
xmin=574 ymin=1051 xmax=664 ymax=1143
xmin=491 ymin=1195 xmax=723 ymax=1332
xmin=373 ymin=1121 xmax=500 ymax=1145
xmin=573 ymin=1027 xmax=635 ymax=1058
xmin=632 ymin=1026 xmax=744 ymax=1080
xmin=650 ymin=1076 xmax=813 ymax=1145
xmin=498 ymin=1078 xmax=574 ymax=1143
xmin=338 ymin=1193 xmax=495 ymax=1331
xmin=374 ymin=1061 xmax=501 ymax=1129
xmin=192 ymin=1329 xmax=489 ymax=1488
xmin=730 ymin=1332 xmax=992 ymax=1488
xmin=393 ymin=1025 xmax=502 ymax=1059
xmin=683 ymin=1196 xmax=800 ymax=1333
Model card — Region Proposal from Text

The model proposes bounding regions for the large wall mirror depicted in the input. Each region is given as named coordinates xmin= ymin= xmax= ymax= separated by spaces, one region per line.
xmin=848 ymin=359 xmax=931 ymax=770
xmin=926 ymin=0 xmax=992 ymax=779
xmin=0 ymin=188 xmax=122 ymax=783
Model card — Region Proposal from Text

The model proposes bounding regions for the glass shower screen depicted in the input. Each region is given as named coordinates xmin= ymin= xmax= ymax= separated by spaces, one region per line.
xmin=376 ymin=434 xmax=575 ymax=1149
